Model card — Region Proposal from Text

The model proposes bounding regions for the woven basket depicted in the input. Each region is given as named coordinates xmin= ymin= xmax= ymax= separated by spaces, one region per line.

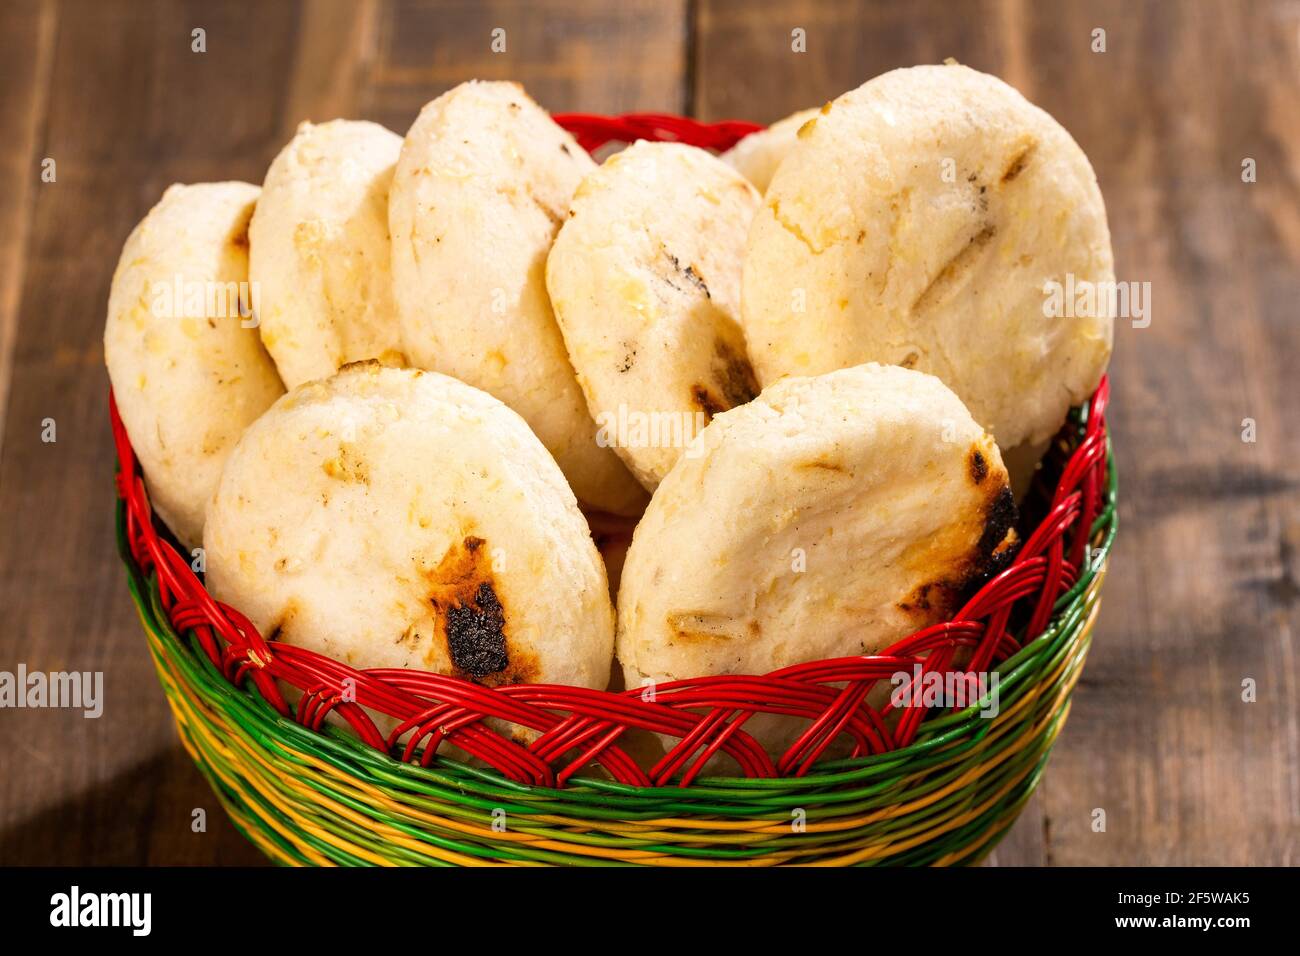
xmin=111 ymin=113 xmax=1116 ymax=867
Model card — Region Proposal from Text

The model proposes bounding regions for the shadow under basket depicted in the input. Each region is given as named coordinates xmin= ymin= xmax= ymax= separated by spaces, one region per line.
xmin=111 ymin=113 xmax=1117 ymax=867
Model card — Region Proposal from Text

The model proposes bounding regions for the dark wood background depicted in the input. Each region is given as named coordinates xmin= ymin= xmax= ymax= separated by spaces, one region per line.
xmin=0 ymin=0 xmax=1295 ymax=866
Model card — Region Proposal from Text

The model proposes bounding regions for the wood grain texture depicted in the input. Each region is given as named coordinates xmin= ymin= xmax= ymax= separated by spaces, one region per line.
xmin=0 ymin=0 xmax=306 ymax=868
xmin=0 ymin=0 xmax=686 ymax=868
xmin=0 ymin=0 xmax=1294 ymax=866
xmin=0 ymin=0 xmax=56 ymax=462
xmin=366 ymin=0 xmax=687 ymax=130
xmin=695 ymin=0 xmax=1300 ymax=866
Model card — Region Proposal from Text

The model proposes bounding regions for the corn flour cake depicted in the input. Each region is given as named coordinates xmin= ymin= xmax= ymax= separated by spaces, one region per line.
xmin=741 ymin=63 xmax=1114 ymax=454
xmin=389 ymin=80 xmax=647 ymax=516
xmin=105 ymin=182 xmax=284 ymax=549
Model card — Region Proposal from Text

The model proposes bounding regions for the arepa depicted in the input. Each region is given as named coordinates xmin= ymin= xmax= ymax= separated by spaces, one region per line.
xmin=617 ymin=363 xmax=1016 ymax=696
xmin=204 ymin=362 xmax=614 ymax=692
xmin=547 ymin=141 xmax=761 ymax=489
xmin=741 ymin=63 xmax=1114 ymax=453
xmin=389 ymin=80 xmax=647 ymax=516
xmin=249 ymin=119 xmax=406 ymax=388
xmin=720 ymin=107 xmax=819 ymax=193
xmin=105 ymin=182 xmax=284 ymax=550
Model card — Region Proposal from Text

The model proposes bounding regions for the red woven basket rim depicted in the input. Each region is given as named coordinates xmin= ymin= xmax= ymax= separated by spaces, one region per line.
xmin=111 ymin=113 xmax=1113 ymax=790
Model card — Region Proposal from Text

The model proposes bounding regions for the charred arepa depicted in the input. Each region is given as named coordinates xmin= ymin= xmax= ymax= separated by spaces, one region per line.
xmin=547 ymin=141 xmax=761 ymax=490
xmin=616 ymin=363 xmax=1017 ymax=692
xmin=204 ymin=362 xmax=614 ymax=691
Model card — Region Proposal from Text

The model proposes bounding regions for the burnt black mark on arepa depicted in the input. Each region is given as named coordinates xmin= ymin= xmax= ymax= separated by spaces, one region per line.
xmin=897 ymin=581 xmax=953 ymax=615
xmin=690 ymin=337 xmax=759 ymax=421
xmin=690 ymin=384 xmax=726 ymax=418
xmin=424 ymin=535 xmax=536 ymax=686
xmin=977 ymin=485 xmax=1017 ymax=559
xmin=446 ymin=582 xmax=509 ymax=677
xmin=896 ymin=478 xmax=1020 ymax=621
xmin=662 ymin=249 xmax=712 ymax=299
xmin=969 ymin=447 xmax=989 ymax=484
xmin=712 ymin=337 xmax=760 ymax=406
xmin=683 ymin=264 xmax=710 ymax=299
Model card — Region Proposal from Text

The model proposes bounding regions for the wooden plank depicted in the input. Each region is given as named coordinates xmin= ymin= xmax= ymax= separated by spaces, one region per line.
xmin=0 ymin=0 xmax=56 ymax=462
xmin=366 ymin=0 xmax=687 ymax=129
xmin=693 ymin=0 xmax=1007 ymax=122
xmin=276 ymin=0 xmax=385 ymax=141
xmin=3 ymin=0 xmax=1293 ymax=868
xmin=0 ymin=0 xmax=308 ymax=867
xmin=0 ymin=0 xmax=691 ymax=865
xmin=1015 ymin=0 xmax=1300 ymax=868
xmin=694 ymin=0 xmax=1300 ymax=865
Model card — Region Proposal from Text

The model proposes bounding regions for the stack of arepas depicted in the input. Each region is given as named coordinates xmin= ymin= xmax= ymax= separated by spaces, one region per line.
xmin=105 ymin=63 xmax=1113 ymax=763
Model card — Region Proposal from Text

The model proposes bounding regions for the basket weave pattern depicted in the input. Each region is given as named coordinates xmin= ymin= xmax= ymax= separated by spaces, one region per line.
xmin=112 ymin=114 xmax=1116 ymax=865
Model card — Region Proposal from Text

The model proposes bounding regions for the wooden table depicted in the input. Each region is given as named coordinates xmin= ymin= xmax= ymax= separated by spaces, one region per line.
xmin=0 ymin=0 xmax=1295 ymax=866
